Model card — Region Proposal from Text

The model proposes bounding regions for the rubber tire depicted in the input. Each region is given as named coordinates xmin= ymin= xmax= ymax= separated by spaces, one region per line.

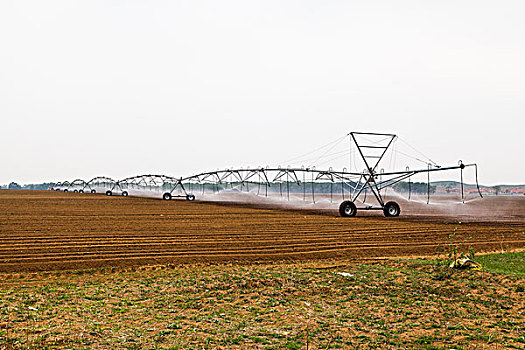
xmin=339 ymin=201 xmax=357 ymax=217
xmin=163 ymin=193 xmax=172 ymax=201
xmin=79 ymin=190 xmax=84 ymax=193
xmin=56 ymin=189 xmax=60 ymax=191
xmin=383 ymin=201 xmax=401 ymax=217
xmin=74 ymin=189 xmax=78 ymax=193
xmin=106 ymin=190 xmax=112 ymax=196
xmin=91 ymin=189 xmax=96 ymax=194
xmin=64 ymin=189 xmax=68 ymax=192
xmin=186 ymin=194 xmax=195 ymax=201
xmin=122 ymin=191 xmax=128 ymax=197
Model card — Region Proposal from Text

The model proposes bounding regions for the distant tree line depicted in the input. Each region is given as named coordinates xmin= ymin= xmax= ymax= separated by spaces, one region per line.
xmin=22 ymin=183 xmax=55 ymax=190
xmin=5 ymin=182 xmax=54 ymax=190
xmin=392 ymin=181 xmax=436 ymax=194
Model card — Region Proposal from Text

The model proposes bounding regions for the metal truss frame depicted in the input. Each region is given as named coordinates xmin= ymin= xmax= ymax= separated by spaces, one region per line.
xmin=68 ymin=179 xmax=88 ymax=193
xmin=113 ymin=174 xmax=191 ymax=200
xmin=84 ymin=177 xmax=119 ymax=194
xmin=50 ymin=132 xmax=483 ymax=214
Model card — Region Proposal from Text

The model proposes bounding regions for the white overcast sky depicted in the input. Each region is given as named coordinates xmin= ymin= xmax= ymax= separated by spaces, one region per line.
xmin=1 ymin=0 xmax=524 ymax=186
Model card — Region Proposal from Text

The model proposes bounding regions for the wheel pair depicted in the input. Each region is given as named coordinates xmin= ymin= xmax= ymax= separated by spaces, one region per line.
xmin=339 ymin=200 xmax=401 ymax=217
xmin=163 ymin=193 xmax=195 ymax=201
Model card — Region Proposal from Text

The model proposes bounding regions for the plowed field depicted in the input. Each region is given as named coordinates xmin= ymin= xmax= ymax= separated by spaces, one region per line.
xmin=1 ymin=190 xmax=524 ymax=272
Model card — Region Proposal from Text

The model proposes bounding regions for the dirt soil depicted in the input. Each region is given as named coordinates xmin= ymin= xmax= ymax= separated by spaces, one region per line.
xmin=1 ymin=190 xmax=524 ymax=272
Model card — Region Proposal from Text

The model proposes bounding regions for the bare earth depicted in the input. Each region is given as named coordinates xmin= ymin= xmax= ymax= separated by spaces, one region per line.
xmin=0 ymin=190 xmax=523 ymax=272
xmin=1 ymin=190 xmax=525 ymax=349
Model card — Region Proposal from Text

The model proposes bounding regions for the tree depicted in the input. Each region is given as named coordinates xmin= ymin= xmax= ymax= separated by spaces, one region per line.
xmin=8 ymin=182 xmax=22 ymax=189
xmin=393 ymin=181 xmax=435 ymax=194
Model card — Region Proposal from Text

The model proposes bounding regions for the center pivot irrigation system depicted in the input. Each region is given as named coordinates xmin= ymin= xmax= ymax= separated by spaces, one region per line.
xmin=51 ymin=132 xmax=483 ymax=217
